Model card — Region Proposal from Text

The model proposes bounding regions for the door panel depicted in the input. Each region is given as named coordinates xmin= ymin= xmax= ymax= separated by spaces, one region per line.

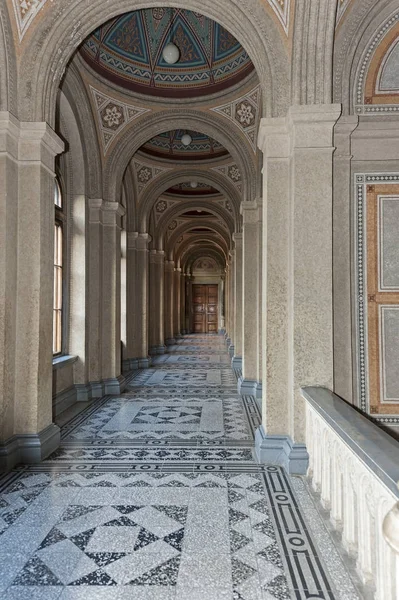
xmin=192 ymin=285 xmax=218 ymax=333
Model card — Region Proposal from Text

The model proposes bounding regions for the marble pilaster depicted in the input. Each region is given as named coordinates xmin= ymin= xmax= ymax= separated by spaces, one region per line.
xmin=256 ymin=105 xmax=341 ymax=474
xmin=174 ymin=267 xmax=182 ymax=339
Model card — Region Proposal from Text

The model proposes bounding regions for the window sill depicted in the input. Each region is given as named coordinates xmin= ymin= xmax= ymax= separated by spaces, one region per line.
xmin=52 ymin=355 xmax=78 ymax=370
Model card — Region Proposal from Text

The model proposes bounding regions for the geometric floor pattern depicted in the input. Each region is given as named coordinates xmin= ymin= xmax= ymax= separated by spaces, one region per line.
xmin=0 ymin=334 xmax=362 ymax=600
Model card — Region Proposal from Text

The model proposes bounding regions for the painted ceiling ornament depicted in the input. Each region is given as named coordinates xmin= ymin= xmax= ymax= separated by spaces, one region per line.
xmin=267 ymin=0 xmax=291 ymax=35
xmin=90 ymin=86 xmax=151 ymax=154
xmin=12 ymin=0 xmax=48 ymax=40
xmin=80 ymin=9 xmax=254 ymax=98
xmin=156 ymin=200 xmax=168 ymax=213
xmin=211 ymin=85 xmax=261 ymax=153
xmin=133 ymin=160 xmax=171 ymax=196
xmin=168 ymin=220 xmax=178 ymax=231
xmin=211 ymin=162 xmax=243 ymax=194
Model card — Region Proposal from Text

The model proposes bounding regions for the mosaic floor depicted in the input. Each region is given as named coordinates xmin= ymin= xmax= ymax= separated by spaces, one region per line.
xmin=0 ymin=335 xmax=362 ymax=600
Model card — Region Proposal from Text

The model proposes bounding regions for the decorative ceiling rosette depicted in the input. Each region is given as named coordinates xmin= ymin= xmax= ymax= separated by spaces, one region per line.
xmin=133 ymin=160 xmax=171 ymax=196
xmin=211 ymin=85 xmax=261 ymax=153
xmin=90 ymin=86 xmax=151 ymax=154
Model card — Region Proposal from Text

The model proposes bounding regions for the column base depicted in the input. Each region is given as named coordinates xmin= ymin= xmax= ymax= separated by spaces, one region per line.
xmin=255 ymin=425 xmax=309 ymax=475
xmin=255 ymin=382 xmax=262 ymax=399
xmin=53 ymin=385 xmax=77 ymax=418
xmin=0 ymin=423 xmax=61 ymax=472
xmin=237 ymin=377 xmax=257 ymax=397
xmin=123 ymin=357 xmax=152 ymax=371
xmin=231 ymin=355 xmax=242 ymax=369
xmin=76 ymin=374 xmax=126 ymax=401
xmin=165 ymin=338 xmax=176 ymax=346
xmin=228 ymin=344 xmax=235 ymax=357
xmin=149 ymin=345 xmax=166 ymax=355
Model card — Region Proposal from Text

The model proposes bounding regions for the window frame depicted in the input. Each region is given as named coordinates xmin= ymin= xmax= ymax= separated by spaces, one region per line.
xmin=53 ymin=176 xmax=67 ymax=357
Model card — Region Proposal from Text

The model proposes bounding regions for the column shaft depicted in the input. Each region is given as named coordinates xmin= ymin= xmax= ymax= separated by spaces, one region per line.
xmin=239 ymin=200 xmax=262 ymax=396
xmin=232 ymin=234 xmax=243 ymax=368
xmin=164 ymin=261 xmax=175 ymax=345
xmin=149 ymin=250 xmax=165 ymax=354
xmin=174 ymin=268 xmax=181 ymax=338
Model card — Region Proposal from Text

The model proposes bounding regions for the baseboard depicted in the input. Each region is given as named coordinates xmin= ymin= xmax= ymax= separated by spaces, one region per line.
xmin=237 ymin=377 xmax=257 ymax=397
xmin=254 ymin=425 xmax=309 ymax=475
xmin=53 ymin=385 xmax=77 ymax=418
xmin=0 ymin=423 xmax=61 ymax=472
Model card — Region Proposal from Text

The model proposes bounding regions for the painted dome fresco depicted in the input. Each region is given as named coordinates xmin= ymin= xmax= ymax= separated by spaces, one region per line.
xmin=140 ymin=130 xmax=228 ymax=161
xmin=80 ymin=8 xmax=255 ymax=98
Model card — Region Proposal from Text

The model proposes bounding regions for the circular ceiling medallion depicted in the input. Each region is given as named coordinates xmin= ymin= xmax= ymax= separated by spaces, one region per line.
xmin=80 ymin=9 xmax=254 ymax=98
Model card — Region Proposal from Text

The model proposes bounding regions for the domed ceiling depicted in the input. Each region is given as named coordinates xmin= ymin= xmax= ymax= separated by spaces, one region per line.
xmin=166 ymin=182 xmax=220 ymax=196
xmin=80 ymin=8 xmax=254 ymax=98
xmin=140 ymin=130 xmax=228 ymax=161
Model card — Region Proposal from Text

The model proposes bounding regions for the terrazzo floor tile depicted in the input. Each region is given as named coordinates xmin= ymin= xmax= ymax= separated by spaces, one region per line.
xmin=0 ymin=335 xmax=361 ymax=600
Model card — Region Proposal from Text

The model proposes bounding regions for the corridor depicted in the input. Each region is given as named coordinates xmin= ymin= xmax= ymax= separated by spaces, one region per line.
xmin=0 ymin=335 xmax=361 ymax=600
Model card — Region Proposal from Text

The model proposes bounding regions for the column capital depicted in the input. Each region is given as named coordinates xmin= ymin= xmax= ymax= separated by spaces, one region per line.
xmin=165 ymin=260 xmax=175 ymax=271
xmin=334 ymin=115 xmax=359 ymax=159
xmin=0 ymin=112 xmax=64 ymax=170
xmin=149 ymin=249 xmax=165 ymax=264
xmin=288 ymin=104 xmax=342 ymax=149
xmin=175 ymin=267 xmax=182 ymax=273
xmin=240 ymin=199 xmax=262 ymax=224
xmin=127 ymin=232 xmax=152 ymax=250
xmin=88 ymin=200 xmax=125 ymax=226
xmin=232 ymin=232 xmax=243 ymax=247
xmin=258 ymin=117 xmax=289 ymax=158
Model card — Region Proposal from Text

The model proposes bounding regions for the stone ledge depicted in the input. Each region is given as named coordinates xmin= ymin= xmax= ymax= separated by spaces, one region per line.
xmin=302 ymin=386 xmax=399 ymax=498
xmin=52 ymin=355 xmax=78 ymax=370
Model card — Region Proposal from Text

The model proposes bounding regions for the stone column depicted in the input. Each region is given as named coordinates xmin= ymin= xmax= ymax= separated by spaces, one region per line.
xmin=186 ymin=275 xmax=193 ymax=333
xmin=255 ymin=105 xmax=341 ymax=474
xmin=164 ymin=260 xmax=175 ymax=345
xmin=101 ymin=203 xmax=126 ymax=387
xmin=232 ymin=233 xmax=243 ymax=368
xmin=333 ymin=117 xmax=358 ymax=402
xmin=125 ymin=232 xmax=151 ymax=369
xmin=224 ymin=268 xmax=229 ymax=340
xmin=149 ymin=250 xmax=166 ymax=355
xmin=238 ymin=200 xmax=262 ymax=397
xmin=180 ymin=272 xmax=186 ymax=334
xmin=220 ymin=275 xmax=225 ymax=332
xmin=227 ymin=251 xmax=235 ymax=354
xmin=0 ymin=115 xmax=64 ymax=470
xmin=174 ymin=267 xmax=181 ymax=339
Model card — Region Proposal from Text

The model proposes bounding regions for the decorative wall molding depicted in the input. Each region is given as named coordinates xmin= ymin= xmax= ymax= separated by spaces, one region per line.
xmin=90 ymin=86 xmax=151 ymax=154
xmin=133 ymin=159 xmax=171 ymax=196
xmin=12 ymin=0 xmax=48 ymax=40
xmin=355 ymin=14 xmax=399 ymax=115
xmin=336 ymin=0 xmax=352 ymax=26
xmin=355 ymin=173 xmax=399 ymax=425
xmin=211 ymin=85 xmax=261 ymax=153
xmin=267 ymin=0 xmax=291 ymax=35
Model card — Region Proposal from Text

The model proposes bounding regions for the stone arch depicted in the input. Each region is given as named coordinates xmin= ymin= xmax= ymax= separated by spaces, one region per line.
xmin=106 ymin=111 xmax=255 ymax=206
xmin=61 ymin=64 xmax=103 ymax=199
xmin=167 ymin=222 xmax=230 ymax=259
xmin=184 ymin=247 xmax=226 ymax=272
xmin=291 ymin=0 xmax=338 ymax=104
xmin=137 ymin=167 xmax=242 ymax=231
xmin=178 ymin=237 xmax=228 ymax=266
xmin=0 ymin=3 xmax=17 ymax=114
xmin=17 ymin=0 xmax=289 ymax=124
xmin=334 ymin=0 xmax=399 ymax=113
xmin=154 ymin=200 xmax=235 ymax=248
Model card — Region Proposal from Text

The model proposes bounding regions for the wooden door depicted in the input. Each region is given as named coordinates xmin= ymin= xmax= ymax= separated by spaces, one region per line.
xmin=192 ymin=285 xmax=218 ymax=333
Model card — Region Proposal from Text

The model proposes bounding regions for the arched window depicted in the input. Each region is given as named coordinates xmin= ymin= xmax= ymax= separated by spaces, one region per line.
xmin=53 ymin=178 xmax=64 ymax=355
